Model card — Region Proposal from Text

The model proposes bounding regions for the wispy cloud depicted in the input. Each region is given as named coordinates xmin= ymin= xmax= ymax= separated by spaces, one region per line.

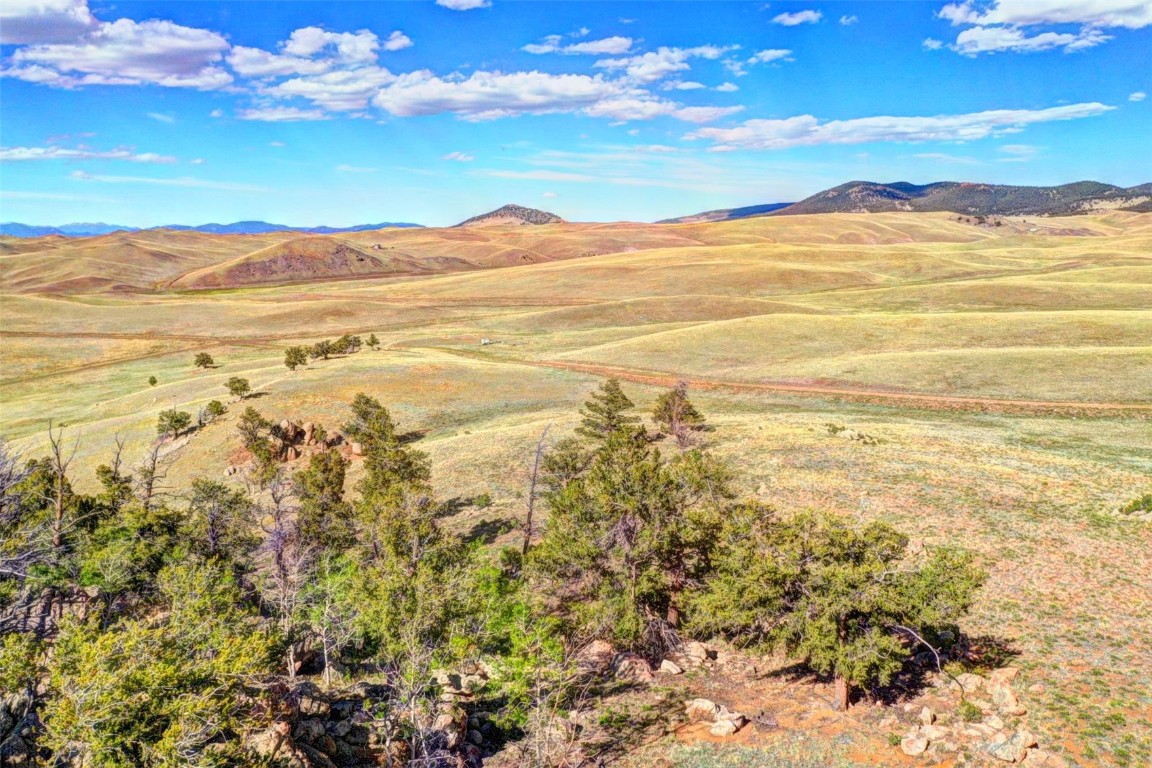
xmin=435 ymin=0 xmax=490 ymax=10
xmin=524 ymin=35 xmax=633 ymax=55
xmin=69 ymin=170 xmax=268 ymax=191
xmin=237 ymin=106 xmax=329 ymax=122
xmin=912 ymin=152 xmax=981 ymax=164
xmin=687 ymin=102 xmax=1115 ymax=150
xmin=1 ymin=146 xmax=176 ymax=163
xmin=772 ymin=10 xmax=822 ymax=26
xmin=997 ymin=143 xmax=1040 ymax=162
xmin=840 ymin=15 xmax=859 ymax=26
xmin=442 ymin=151 xmax=475 ymax=161
xmin=147 ymin=112 xmax=175 ymax=124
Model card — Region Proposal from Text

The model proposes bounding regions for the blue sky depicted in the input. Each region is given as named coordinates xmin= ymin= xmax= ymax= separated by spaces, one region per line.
xmin=1 ymin=0 xmax=1149 ymax=226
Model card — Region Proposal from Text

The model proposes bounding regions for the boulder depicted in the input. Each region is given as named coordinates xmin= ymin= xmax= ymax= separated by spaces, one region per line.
xmin=953 ymin=673 xmax=985 ymax=693
xmin=709 ymin=719 xmax=739 ymax=737
xmin=294 ymin=682 xmax=331 ymax=717
xmin=248 ymin=722 xmax=310 ymax=768
xmin=613 ymin=653 xmax=654 ymax=683
xmin=989 ymin=667 xmax=1021 ymax=686
xmin=685 ymin=698 xmax=720 ymax=723
xmin=575 ymin=640 xmax=615 ymax=676
xmin=659 ymin=659 xmax=684 ymax=675
xmin=920 ymin=724 xmax=949 ymax=741
xmin=919 ymin=706 xmax=935 ymax=725
xmin=351 ymin=442 xmax=364 ymax=456
xmin=990 ymin=681 xmax=1027 ymax=716
xmin=901 ymin=734 xmax=929 ymax=756
xmin=716 ymin=707 xmax=747 ymax=729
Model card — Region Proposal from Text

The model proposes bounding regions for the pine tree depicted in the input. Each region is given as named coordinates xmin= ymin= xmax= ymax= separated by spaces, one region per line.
xmin=575 ymin=378 xmax=640 ymax=442
xmin=294 ymin=450 xmax=354 ymax=551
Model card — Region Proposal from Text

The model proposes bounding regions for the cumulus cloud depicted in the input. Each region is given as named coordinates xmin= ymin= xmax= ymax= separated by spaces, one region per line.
xmin=237 ymin=106 xmax=330 ymax=121
xmin=748 ymin=48 xmax=793 ymax=64
xmin=1130 ymin=91 xmax=1147 ymax=102
xmin=0 ymin=146 xmax=177 ymax=162
xmin=442 ymin=151 xmax=475 ymax=161
xmin=673 ymin=105 xmax=745 ymax=123
xmin=665 ymin=80 xmax=706 ymax=90
xmin=5 ymin=17 xmax=231 ymax=89
xmin=686 ymin=101 xmax=1115 ymax=150
xmin=715 ymin=82 xmax=739 ymax=92
xmin=935 ymin=0 xmax=1149 ymax=56
xmin=227 ymin=46 xmax=332 ymax=78
xmin=0 ymin=0 xmax=97 ymax=44
xmin=436 ymin=0 xmax=490 ymax=10
xmin=523 ymin=35 xmax=633 ymax=55
xmin=923 ymin=38 xmax=945 ymax=50
xmin=772 ymin=10 xmax=822 ymax=26
xmin=595 ymin=45 xmax=736 ymax=84
xmin=265 ymin=66 xmax=396 ymax=111
xmin=938 ymin=0 xmax=1152 ymax=29
xmin=951 ymin=25 xmax=1111 ymax=54
xmin=384 ymin=31 xmax=413 ymax=51
xmin=373 ymin=70 xmax=624 ymax=119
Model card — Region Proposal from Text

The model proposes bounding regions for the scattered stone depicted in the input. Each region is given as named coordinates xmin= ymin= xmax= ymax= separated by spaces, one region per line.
xmin=919 ymin=706 xmax=936 ymax=725
xmin=1023 ymin=748 xmax=1066 ymax=767
xmin=985 ymin=714 xmax=1005 ymax=730
xmin=990 ymin=682 xmax=1027 ymax=716
xmin=685 ymin=698 xmax=720 ymax=723
xmin=659 ymin=659 xmax=684 ymax=675
xmin=683 ymin=641 xmax=713 ymax=664
xmin=351 ymin=442 xmax=364 ymax=456
xmin=901 ymin=734 xmax=930 ymax=756
xmin=709 ymin=719 xmax=740 ymax=737
xmin=989 ymin=667 xmax=1021 ymax=686
xmin=921 ymin=724 xmax=949 ymax=742
xmin=954 ymin=673 xmax=985 ymax=693
xmin=1027 ymin=683 xmax=1046 ymax=695
xmin=716 ymin=707 xmax=747 ymax=729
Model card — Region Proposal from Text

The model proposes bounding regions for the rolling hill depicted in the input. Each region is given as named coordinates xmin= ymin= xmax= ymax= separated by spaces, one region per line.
xmin=456 ymin=204 xmax=565 ymax=227
xmin=0 ymin=220 xmax=424 ymax=238
xmin=772 ymin=180 xmax=1152 ymax=217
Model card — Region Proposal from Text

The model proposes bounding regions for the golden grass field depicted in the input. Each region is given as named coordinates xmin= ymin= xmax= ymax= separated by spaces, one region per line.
xmin=1 ymin=210 xmax=1150 ymax=766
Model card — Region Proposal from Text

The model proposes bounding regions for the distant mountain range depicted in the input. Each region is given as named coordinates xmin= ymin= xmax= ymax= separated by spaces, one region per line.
xmin=0 ymin=220 xmax=425 ymax=238
xmin=456 ymin=204 xmax=565 ymax=227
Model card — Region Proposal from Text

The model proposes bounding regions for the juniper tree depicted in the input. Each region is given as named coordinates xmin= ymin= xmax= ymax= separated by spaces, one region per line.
xmin=193 ymin=352 xmax=214 ymax=369
xmin=284 ymin=345 xmax=309 ymax=371
xmin=575 ymin=378 xmax=640 ymax=442
xmin=532 ymin=427 xmax=734 ymax=647
xmin=294 ymin=449 xmax=354 ymax=551
xmin=204 ymin=400 xmax=227 ymax=421
xmin=225 ymin=376 xmax=251 ymax=400
xmin=185 ymin=478 xmax=257 ymax=566
xmin=689 ymin=510 xmax=986 ymax=711
xmin=156 ymin=409 xmax=191 ymax=440
xmin=366 ymin=333 xmax=380 ymax=350
xmin=237 ymin=406 xmax=271 ymax=449
xmin=652 ymin=381 xmax=706 ymax=448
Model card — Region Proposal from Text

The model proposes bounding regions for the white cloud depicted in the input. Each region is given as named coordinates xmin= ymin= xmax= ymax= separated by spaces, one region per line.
xmin=523 ymin=35 xmax=633 ymax=55
xmin=265 ymin=66 xmax=396 ymax=112
xmin=335 ymin=164 xmax=376 ymax=172
xmin=436 ymin=0 xmax=490 ymax=10
xmin=951 ymin=25 xmax=1111 ymax=54
xmin=584 ymin=96 xmax=679 ymax=122
xmin=772 ymin=10 xmax=822 ymax=26
xmin=281 ymin=27 xmax=379 ymax=64
xmin=665 ymin=80 xmax=706 ymax=90
xmin=373 ymin=69 xmax=627 ymax=120
xmin=748 ymin=48 xmax=792 ymax=64
xmin=210 ymin=108 xmax=224 ymax=118
xmin=190 ymin=158 xmax=205 ymax=165
xmin=715 ymin=82 xmax=739 ymax=92
xmin=147 ymin=112 xmax=175 ymax=123
xmin=687 ymin=101 xmax=1115 ymax=150
xmin=0 ymin=146 xmax=177 ymax=163
xmin=636 ymin=144 xmax=678 ymax=152
xmin=6 ymin=17 xmax=231 ymax=89
xmin=936 ymin=1 xmax=1149 ymax=56
xmin=384 ymin=31 xmax=413 ymax=51
xmin=595 ymin=45 xmax=736 ymax=84
xmin=269 ymin=141 xmax=286 ymax=147
xmin=840 ymin=15 xmax=859 ymax=26
xmin=238 ymin=106 xmax=330 ymax=121
xmin=1130 ymin=91 xmax=1147 ymax=102
xmin=69 ymin=170 xmax=268 ymax=191
xmin=442 ymin=151 xmax=475 ymax=161
xmin=923 ymin=38 xmax=945 ymax=50
xmin=0 ymin=0 xmax=97 ymax=44
xmin=227 ymin=46 xmax=332 ymax=77
xmin=542 ymin=191 xmax=558 ymax=198
xmin=723 ymin=59 xmax=748 ymax=77
xmin=673 ymin=105 xmax=745 ymax=123
xmin=938 ymin=1 xmax=1152 ymax=29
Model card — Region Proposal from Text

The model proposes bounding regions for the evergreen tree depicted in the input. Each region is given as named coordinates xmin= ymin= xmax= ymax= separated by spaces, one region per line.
xmin=294 ymin=449 xmax=354 ymax=551
xmin=225 ymin=376 xmax=251 ymax=400
xmin=689 ymin=510 xmax=986 ymax=711
xmin=284 ymin=345 xmax=309 ymax=371
xmin=185 ymin=478 xmax=257 ymax=566
xmin=652 ymin=381 xmax=706 ymax=448
xmin=192 ymin=352 xmax=215 ymax=369
xmin=366 ymin=333 xmax=380 ymax=350
xmin=156 ymin=409 xmax=191 ymax=440
xmin=575 ymin=378 xmax=640 ymax=442
xmin=236 ymin=406 xmax=272 ymax=449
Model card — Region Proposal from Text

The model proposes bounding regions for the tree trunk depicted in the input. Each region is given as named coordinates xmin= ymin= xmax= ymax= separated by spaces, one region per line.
xmin=666 ymin=602 xmax=681 ymax=629
xmin=833 ymin=674 xmax=850 ymax=711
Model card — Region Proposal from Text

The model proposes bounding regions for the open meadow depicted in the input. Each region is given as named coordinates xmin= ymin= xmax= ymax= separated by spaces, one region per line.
xmin=1 ymin=210 xmax=1150 ymax=766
